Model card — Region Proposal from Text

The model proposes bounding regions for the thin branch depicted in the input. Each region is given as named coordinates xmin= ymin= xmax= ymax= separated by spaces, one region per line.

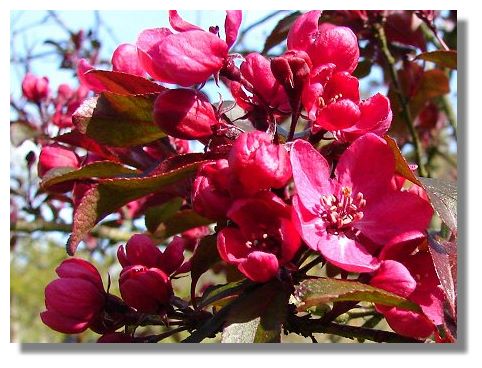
xmin=11 ymin=219 xmax=133 ymax=243
xmin=374 ymin=22 xmax=428 ymax=177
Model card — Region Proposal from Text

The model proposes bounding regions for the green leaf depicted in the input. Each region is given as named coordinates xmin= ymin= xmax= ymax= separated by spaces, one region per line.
xmin=294 ymin=278 xmax=421 ymax=312
xmin=73 ymin=92 xmax=166 ymax=147
xmin=66 ymin=161 xmax=204 ymax=255
xmin=190 ymin=235 xmax=221 ymax=307
xmin=353 ymin=58 xmax=373 ymax=79
xmin=144 ymin=197 xmax=184 ymax=234
xmin=415 ymin=50 xmax=457 ymax=70
xmin=160 ymin=210 xmax=212 ymax=240
xmin=221 ymin=280 xmax=290 ymax=343
xmin=198 ymin=280 xmax=249 ymax=309
xmin=40 ymin=161 xmax=140 ymax=190
xmin=84 ymin=70 xmax=165 ymax=95
xmin=419 ymin=177 xmax=457 ymax=235
xmin=262 ymin=11 xmax=300 ymax=53
xmin=10 ymin=120 xmax=40 ymax=147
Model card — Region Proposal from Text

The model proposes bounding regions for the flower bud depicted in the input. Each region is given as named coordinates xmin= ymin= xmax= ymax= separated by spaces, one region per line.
xmin=153 ymin=89 xmax=218 ymax=140
xmin=119 ymin=265 xmax=172 ymax=314
xmin=40 ymin=258 xmax=106 ymax=334
xmin=38 ymin=144 xmax=80 ymax=178
xmin=21 ymin=73 xmax=49 ymax=102
xmin=228 ymin=131 xmax=292 ymax=194
xmin=117 ymin=234 xmax=162 ymax=269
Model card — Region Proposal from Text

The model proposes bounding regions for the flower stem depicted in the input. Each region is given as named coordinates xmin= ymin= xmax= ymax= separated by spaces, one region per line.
xmin=374 ymin=23 xmax=428 ymax=177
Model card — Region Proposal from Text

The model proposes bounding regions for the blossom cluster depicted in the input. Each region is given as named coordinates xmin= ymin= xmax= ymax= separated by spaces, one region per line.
xmin=28 ymin=10 xmax=451 ymax=342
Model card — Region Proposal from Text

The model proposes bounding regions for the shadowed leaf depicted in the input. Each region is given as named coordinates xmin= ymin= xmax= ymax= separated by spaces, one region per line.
xmin=262 ymin=11 xmax=300 ymax=53
xmin=415 ymin=50 xmax=457 ymax=70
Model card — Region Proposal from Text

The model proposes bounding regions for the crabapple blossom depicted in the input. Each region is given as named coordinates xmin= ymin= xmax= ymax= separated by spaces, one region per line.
xmin=290 ymin=133 xmax=433 ymax=272
xmin=21 ymin=73 xmax=49 ymax=102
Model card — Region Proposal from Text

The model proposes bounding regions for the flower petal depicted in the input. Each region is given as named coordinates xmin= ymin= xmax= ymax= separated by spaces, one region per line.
xmin=217 ymin=228 xmax=250 ymax=264
xmin=315 ymin=99 xmax=361 ymax=131
xmin=155 ymin=31 xmax=228 ymax=86
xmin=225 ymin=10 xmax=242 ymax=48
xmin=335 ymin=133 xmax=394 ymax=202
xmin=358 ymin=190 xmax=433 ymax=245
xmin=168 ymin=10 xmax=203 ymax=32
xmin=370 ymin=260 xmax=417 ymax=298
xmin=111 ymin=43 xmax=145 ymax=76
xmin=287 ymin=10 xmax=321 ymax=51
xmin=323 ymin=72 xmax=359 ymax=102
xmin=318 ymin=233 xmax=380 ymax=273
xmin=290 ymin=139 xmax=333 ymax=211
xmin=238 ymin=251 xmax=279 ymax=282
xmin=40 ymin=310 xmax=90 ymax=334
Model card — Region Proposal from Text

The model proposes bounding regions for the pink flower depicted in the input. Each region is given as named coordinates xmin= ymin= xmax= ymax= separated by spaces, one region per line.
xmin=111 ymin=43 xmax=145 ymax=77
xmin=370 ymin=236 xmax=444 ymax=339
xmin=230 ymin=53 xmax=291 ymax=113
xmin=136 ymin=10 xmax=242 ymax=86
xmin=119 ymin=265 xmax=172 ymax=314
xmin=228 ymin=131 xmax=292 ymax=195
xmin=192 ymin=159 xmax=232 ymax=220
xmin=290 ymin=134 xmax=433 ymax=272
xmin=153 ymin=88 xmax=219 ymax=140
xmin=40 ymin=258 xmax=106 ymax=334
xmin=21 ymin=73 xmax=49 ymax=102
xmin=301 ymin=70 xmax=392 ymax=139
xmin=287 ymin=10 xmax=359 ymax=74
xmin=217 ymin=192 xmax=301 ymax=282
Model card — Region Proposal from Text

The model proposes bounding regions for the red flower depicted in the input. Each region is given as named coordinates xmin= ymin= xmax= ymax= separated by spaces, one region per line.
xmin=119 ymin=265 xmax=172 ymax=314
xmin=21 ymin=72 xmax=49 ymax=102
xmin=228 ymin=131 xmax=292 ymax=195
xmin=37 ymin=144 xmax=80 ymax=178
xmin=287 ymin=10 xmax=359 ymax=74
xmin=136 ymin=10 xmax=242 ymax=86
xmin=370 ymin=236 xmax=445 ymax=339
xmin=217 ymin=192 xmax=301 ymax=282
xmin=40 ymin=258 xmax=106 ymax=334
xmin=153 ymin=88 xmax=219 ymax=140
xmin=290 ymin=134 xmax=433 ymax=272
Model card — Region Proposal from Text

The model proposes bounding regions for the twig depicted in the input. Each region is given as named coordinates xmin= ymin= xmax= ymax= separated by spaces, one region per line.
xmin=11 ymin=219 xmax=133 ymax=243
xmin=374 ymin=22 xmax=427 ymax=177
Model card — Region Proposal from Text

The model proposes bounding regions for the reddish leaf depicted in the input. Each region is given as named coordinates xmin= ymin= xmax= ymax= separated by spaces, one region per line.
xmin=294 ymin=277 xmax=421 ymax=312
xmin=262 ymin=11 xmax=301 ymax=54
xmin=67 ymin=160 xmax=207 ymax=255
xmin=73 ymin=92 xmax=166 ymax=147
xmin=384 ymin=135 xmax=422 ymax=186
xmin=419 ymin=177 xmax=457 ymax=235
xmin=410 ymin=69 xmax=450 ymax=118
xmin=428 ymin=235 xmax=457 ymax=318
xmin=190 ymin=235 xmax=221 ymax=308
xmin=84 ymin=70 xmax=165 ymax=95
xmin=41 ymin=161 xmax=140 ymax=190
xmin=144 ymin=197 xmax=184 ymax=234
xmin=54 ymin=130 xmax=120 ymax=162
xmin=415 ymin=50 xmax=457 ymax=70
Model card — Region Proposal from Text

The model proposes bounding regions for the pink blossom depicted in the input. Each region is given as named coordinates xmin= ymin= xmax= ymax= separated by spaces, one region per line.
xmin=21 ymin=72 xmax=49 ymax=102
xmin=217 ymin=192 xmax=301 ymax=282
xmin=290 ymin=134 xmax=433 ymax=272
xmin=136 ymin=11 xmax=242 ymax=86
xmin=40 ymin=258 xmax=105 ymax=334
xmin=153 ymin=89 xmax=219 ymax=140
xmin=228 ymin=131 xmax=292 ymax=195
xmin=287 ymin=10 xmax=359 ymax=74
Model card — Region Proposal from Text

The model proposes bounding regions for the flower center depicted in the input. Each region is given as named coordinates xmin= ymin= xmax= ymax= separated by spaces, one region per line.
xmin=245 ymin=232 xmax=280 ymax=255
xmin=316 ymin=186 xmax=366 ymax=234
